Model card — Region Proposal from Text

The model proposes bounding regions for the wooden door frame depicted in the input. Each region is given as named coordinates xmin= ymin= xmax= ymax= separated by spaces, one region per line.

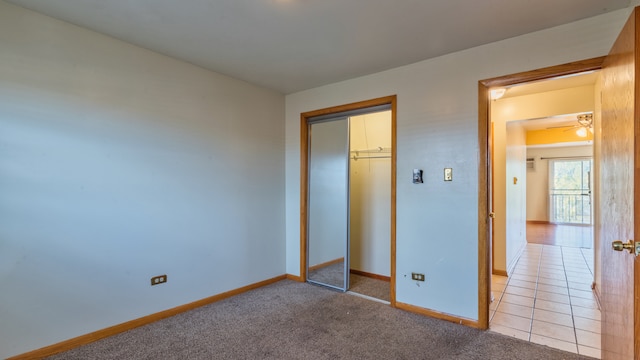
xmin=300 ymin=95 xmax=397 ymax=306
xmin=477 ymin=57 xmax=605 ymax=329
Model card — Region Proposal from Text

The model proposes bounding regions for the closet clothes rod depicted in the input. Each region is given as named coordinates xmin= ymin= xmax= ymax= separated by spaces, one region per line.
xmin=539 ymin=156 xmax=592 ymax=160
xmin=351 ymin=155 xmax=392 ymax=161
xmin=350 ymin=146 xmax=391 ymax=154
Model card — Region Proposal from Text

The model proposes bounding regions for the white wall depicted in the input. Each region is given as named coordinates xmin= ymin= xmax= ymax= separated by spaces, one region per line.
xmin=285 ymin=7 xmax=632 ymax=320
xmin=526 ymin=145 xmax=593 ymax=221
xmin=350 ymin=112 xmax=391 ymax=277
xmin=505 ymin=123 xmax=527 ymax=274
xmin=0 ymin=2 xmax=285 ymax=358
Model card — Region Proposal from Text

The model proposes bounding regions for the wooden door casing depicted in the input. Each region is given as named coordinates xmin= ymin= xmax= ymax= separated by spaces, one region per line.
xmin=478 ymin=57 xmax=606 ymax=330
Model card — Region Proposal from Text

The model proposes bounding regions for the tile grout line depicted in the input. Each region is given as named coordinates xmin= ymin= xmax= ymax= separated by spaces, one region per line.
xmin=561 ymin=246 xmax=580 ymax=354
xmin=533 ymin=246 xmax=579 ymax=353
xmin=574 ymin=246 xmax=601 ymax=357
xmin=578 ymin=247 xmax=594 ymax=278
xmin=527 ymin=246 xmax=543 ymax=342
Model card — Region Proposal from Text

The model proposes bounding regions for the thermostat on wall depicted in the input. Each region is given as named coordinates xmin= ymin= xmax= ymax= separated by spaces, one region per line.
xmin=413 ymin=169 xmax=423 ymax=184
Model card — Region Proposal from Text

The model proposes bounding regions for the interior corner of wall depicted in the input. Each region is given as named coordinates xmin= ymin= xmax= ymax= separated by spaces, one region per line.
xmin=506 ymin=240 xmax=527 ymax=276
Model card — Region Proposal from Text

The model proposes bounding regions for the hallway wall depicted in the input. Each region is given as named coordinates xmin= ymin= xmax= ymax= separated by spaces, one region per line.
xmin=504 ymin=122 xmax=527 ymax=275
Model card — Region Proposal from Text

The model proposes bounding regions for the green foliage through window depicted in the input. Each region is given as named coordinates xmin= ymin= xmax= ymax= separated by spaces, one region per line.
xmin=549 ymin=159 xmax=592 ymax=224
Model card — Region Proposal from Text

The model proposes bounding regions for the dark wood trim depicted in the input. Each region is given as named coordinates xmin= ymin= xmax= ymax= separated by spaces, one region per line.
xmin=308 ymin=257 xmax=344 ymax=272
xmin=481 ymin=57 xmax=605 ymax=88
xmin=390 ymin=96 xmax=397 ymax=307
xmin=300 ymin=95 xmax=397 ymax=307
xmin=7 ymin=275 xmax=287 ymax=360
xmin=478 ymin=57 xmax=606 ymax=331
xmin=300 ymin=96 xmax=396 ymax=119
xmin=286 ymin=274 xmax=304 ymax=282
xmin=635 ymin=11 xmax=640 ymax=358
xmin=299 ymin=115 xmax=309 ymax=282
xmin=478 ymin=81 xmax=491 ymax=330
xmin=395 ymin=302 xmax=481 ymax=329
xmin=492 ymin=269 xmax=508 ymax=277
xmin=526 ymin=220 xmax=551 ymax=224
xmin=350 ymin=269 xmax=391 ymax=282
xmin=528 ymin=220 xmax=594 ymax=227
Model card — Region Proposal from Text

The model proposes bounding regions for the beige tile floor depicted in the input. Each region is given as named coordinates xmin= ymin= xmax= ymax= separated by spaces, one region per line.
xmin=489 ymin=243 xmax=601 ymax=358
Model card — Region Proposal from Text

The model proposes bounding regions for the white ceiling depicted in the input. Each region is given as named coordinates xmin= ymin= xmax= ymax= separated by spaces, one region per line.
xmin=6 ymin=0 xmax=630 ymax=94
xmin=502 ymin=71 xmax=599 ymax=131
xmin=502 ymin=72 xmax=600 ymax=99
xmin=517 ymin=113 xmax=588 ymax=131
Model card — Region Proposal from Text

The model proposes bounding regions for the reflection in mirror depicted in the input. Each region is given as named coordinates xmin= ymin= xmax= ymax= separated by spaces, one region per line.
xmin=307 ymin=118 xmax=349 ymax=291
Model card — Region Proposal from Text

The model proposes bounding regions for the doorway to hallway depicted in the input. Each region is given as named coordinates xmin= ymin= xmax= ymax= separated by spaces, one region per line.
xmin=482 ymin=63 xmax=601 ymax=357
xmin=477 ymin=57 xmax=604 ymax=330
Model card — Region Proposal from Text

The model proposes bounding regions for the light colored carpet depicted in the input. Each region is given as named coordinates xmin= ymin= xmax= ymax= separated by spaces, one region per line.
xmin=46 ymin=280 xmax=594 ymax=359
xmin=308 ymin=261 xmax=345 ymax=288
xmin=348 ymin=274 xmax=390 ymax=302
xmin=309 ymin=262 xmax=391 ymax=302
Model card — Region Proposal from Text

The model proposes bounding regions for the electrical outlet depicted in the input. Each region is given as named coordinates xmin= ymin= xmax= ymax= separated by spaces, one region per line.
xmin=151 ymin=275 xmax=167 ymax=286
xmin=411 ymin=272 xmax=425 ymax=282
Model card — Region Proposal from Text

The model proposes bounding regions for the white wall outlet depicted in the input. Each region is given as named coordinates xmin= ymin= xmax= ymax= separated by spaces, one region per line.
xmin=151 ymin=274 xmax=167 ymax=286
xmin=444 ymin=168 xmax=452 ymax=181
xmin=411 ymin=272 xmax=425 ymax=281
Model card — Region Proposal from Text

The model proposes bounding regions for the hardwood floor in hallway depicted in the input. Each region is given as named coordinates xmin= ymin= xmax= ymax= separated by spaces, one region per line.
xmin=526 ymin=222 xmax=593 ymax=248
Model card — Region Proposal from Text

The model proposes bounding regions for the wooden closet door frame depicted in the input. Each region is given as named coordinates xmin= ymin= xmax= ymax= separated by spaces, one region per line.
xmin=300 ymin=95 xmax=397 ymax=305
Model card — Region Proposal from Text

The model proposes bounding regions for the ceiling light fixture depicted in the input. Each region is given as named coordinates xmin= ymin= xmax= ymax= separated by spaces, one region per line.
xmin=490 ymin=88 xmax=506 ymax=100
xmin=575 ymin=113 xmax=593 ymax=137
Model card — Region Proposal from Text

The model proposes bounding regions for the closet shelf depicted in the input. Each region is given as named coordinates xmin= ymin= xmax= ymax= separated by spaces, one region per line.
xmin=351 ymin=155 xmax=391 ymax=161
xmin=350 ymin=146 xmax=391 ymax=154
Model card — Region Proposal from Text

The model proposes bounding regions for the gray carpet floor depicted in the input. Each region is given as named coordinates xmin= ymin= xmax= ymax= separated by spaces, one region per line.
xmin=46 ymin=280 xmax=595 ymax=359
xmin=308 ymin=261 xmax=345 ymax=288
xmin=309 ymin=262 xmax=391 ymax=302
xmin=348 ymin=274 xmax=390 ymax=302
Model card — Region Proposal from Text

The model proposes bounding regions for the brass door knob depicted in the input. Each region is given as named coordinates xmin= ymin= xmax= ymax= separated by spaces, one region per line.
xmin=489 ymin=212 xmax=495 ymax=219
xmin=612 ymin=240 xmax=638 ymax=255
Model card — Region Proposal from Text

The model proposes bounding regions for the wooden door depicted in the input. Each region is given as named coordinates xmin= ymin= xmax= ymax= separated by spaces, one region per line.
xmin=600 ymin=7 xmax=640 ymax=359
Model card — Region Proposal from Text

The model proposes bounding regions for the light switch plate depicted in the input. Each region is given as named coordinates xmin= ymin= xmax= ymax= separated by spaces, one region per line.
xmin=413 ymin=169 xmax=423 ymax=184
xmin=444 ymin=168 xmax=452 ymax=181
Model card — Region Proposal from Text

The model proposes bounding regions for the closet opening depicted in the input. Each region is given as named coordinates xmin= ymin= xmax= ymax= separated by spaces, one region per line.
xmin=300 ymin=96 xmax=397 ymax=305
